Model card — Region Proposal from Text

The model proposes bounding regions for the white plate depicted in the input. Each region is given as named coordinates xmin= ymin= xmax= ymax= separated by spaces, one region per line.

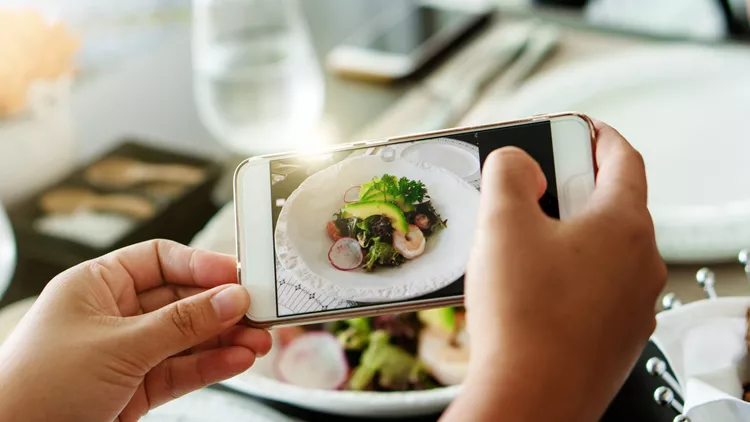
xmin=224 ymin=329 xmax=458 ymax=418
xmin=191 ymin=205 xmax=459 ymax=418
xmin=274 ymin=155 xmax=479 ymax=303
xmin=0 ymin=205 xmax=16 ymax=301
xmin=469 ymin=44 xmax=750 ymax=263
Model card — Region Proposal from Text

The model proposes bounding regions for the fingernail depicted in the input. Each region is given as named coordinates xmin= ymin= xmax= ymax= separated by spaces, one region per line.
xmin=211 ymin=285 xmax=248 ymax=322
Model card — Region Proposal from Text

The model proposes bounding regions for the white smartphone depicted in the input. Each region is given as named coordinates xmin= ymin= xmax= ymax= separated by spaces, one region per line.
xmin=326 ymin=1 xmax=492 ymax=81
xmin=234 ymin=113 xmax=596 ymax=328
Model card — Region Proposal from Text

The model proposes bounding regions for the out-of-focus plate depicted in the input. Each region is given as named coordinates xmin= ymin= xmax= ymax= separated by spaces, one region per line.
xmin=399 ymin=138 xmax=480 ymax=182
xmin=274 ymin=155 xmax=479 ymax=303
xmin=223 ymin=329 xmax=459 ymax=418
xmin=466 ymin=44 xmax=750 ymax=263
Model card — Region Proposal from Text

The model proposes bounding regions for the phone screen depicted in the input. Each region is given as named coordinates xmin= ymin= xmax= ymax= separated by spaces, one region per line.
xmin=353 ymin=5 xmax=476 ymax=56
xmin=268 ymin=122 xmax=557 ymax=317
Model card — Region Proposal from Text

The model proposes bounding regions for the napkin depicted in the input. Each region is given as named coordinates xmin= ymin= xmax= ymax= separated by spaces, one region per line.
xmin=652 ymin=297 xmax=750 ymax=421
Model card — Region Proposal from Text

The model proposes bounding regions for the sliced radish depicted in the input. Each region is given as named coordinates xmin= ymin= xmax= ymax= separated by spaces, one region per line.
xmin=328 ymin=237 xmax=364 ymax=271
xmin=343 ymin=186 xmax=360 ymax=203
xmin=275 ymin=332 xmax=349 ymax=390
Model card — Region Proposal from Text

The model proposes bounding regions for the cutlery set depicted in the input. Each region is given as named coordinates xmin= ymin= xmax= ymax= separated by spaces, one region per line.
xmin=355 ymin=20 xmax=561 ymax=141
xmin=648 ymin=251 xmax=750 ymax=422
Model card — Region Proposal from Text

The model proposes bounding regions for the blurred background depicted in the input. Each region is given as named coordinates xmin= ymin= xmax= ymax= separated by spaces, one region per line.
xmin=1 ymin=0 xmax=750 ymax=420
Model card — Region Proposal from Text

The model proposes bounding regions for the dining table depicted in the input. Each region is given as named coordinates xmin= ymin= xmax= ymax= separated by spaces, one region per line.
xmin=1 ymin=1 xmax=750 ymax=421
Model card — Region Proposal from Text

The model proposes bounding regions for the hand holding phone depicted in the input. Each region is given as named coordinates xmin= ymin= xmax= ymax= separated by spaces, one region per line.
xmin=234 ymin=113 xmax=596 ymax=327
xmin=445 ymin=120 xmax=667 ymax=422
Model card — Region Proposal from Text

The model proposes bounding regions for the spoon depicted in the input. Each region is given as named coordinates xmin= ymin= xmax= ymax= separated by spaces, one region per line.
xmin=40 ymin=188 xmax=155 ymax=219
xmin=85 ymin=157 xmax=206 ymax=189
xmin=738 ymin=249 xmax=750 ymax=284
xmin=695 ymin=267 xmax=717 ymax=299
xmin=646 ymin=357 xmax=682 ymax=396
xmin=661 ymin=293 xmax=682 ymax=311
xmin=654 ymin=386 xmax=684 ymax=415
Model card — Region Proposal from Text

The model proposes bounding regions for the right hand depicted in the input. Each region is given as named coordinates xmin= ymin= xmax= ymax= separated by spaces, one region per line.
xmin=459 ymin=120 xmax=666 ymax=421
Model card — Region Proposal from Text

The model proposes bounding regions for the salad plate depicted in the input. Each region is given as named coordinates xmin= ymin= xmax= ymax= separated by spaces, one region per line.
xmin=191 ymin=206 xmax=465 ymax=417
xmin=275 ymin=155 xmax=479 ymax=303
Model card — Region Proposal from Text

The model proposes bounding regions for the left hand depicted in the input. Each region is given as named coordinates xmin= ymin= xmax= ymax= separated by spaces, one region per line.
xmin=0 ymin=239 xmax=271 ymax=422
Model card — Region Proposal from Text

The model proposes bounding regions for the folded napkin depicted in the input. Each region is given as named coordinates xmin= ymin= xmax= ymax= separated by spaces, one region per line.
xmin=652 ymin=297 xmax=750 ymax=421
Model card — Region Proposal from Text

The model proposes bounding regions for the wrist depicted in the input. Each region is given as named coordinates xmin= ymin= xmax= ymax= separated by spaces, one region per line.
xmin=457 ymin=339 xmax=606 ymax=422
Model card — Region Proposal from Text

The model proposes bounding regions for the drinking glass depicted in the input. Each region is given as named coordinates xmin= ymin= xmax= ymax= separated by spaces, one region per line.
xmin=192 ymin=0 xmax=326 ymax=156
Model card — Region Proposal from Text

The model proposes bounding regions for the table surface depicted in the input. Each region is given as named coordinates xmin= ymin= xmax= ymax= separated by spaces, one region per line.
xmin=1 ymin=1 xmax=749 ymax=420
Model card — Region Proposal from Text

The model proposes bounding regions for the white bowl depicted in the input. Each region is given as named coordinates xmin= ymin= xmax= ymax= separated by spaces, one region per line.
xmin=274 ymin=155 xmax=480 ymax=303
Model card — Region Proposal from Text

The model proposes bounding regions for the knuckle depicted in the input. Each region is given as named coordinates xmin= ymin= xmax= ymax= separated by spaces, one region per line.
xmin=167 ymin=301 xmax=204 ymax=338
xmin=630 ymin=148 xmax=646 ymax=169
xmin=652 ymin=260 xmax=668 ymax=292
xmin=163 ymin=359 xmax=181 ymax=400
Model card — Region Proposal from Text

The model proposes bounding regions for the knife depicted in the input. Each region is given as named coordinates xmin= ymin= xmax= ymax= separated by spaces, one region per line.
xmin=354 ymin=21 xmax=536 ymax=141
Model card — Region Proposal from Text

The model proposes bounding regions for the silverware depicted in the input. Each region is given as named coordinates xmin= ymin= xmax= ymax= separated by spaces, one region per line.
xmin=482 ymin=23 xmax=561 ymax=97
xmin=419 ymin=22 xmax=537 ymax=131
xmin=695 ymin=267 xmax=717 ymax=299
xmin=654 ymin=386 xmax=685 ymax=415
xmin=646 ymin=357 xmax=683 ymax=396
xmin=354 ymin=21 xmax=556 ymax=140
xmin=662 ymin=292 xmax=682 ymax=311
xmin=738 ymin=249 xmax=750 ymax=284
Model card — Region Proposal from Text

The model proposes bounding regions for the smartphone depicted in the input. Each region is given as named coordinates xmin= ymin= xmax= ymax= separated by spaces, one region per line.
xmin=234 ymin=113 xmax=596 ymax=328
xmin=326 ymin=1 xmax=492 ymax=81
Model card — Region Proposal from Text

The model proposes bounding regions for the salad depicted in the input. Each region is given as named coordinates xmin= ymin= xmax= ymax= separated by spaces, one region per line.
xmin=274 ymin=307 xmax=468 ymax=391
xmin=325 ymin=174 xmax=447 ymax=272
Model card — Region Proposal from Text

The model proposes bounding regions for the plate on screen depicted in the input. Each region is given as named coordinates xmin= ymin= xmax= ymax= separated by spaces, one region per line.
xmin=398 ymin=137 xmax=480 ymax=182
xmin=467 ymin=44 xmax=750 ymax=263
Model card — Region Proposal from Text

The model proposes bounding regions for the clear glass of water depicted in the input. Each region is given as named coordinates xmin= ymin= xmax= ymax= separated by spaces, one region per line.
xmin=192 ymin=0 xmax=325 ymax=156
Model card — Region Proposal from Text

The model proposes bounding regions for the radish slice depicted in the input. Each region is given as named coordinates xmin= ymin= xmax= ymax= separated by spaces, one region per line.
xmin=328 ymin=237 xmax=363 ymax=271
xmin=275 ymin=332 xmax=349 ymax=390
xmin=343 ymin=186 xmax=360 ymax=203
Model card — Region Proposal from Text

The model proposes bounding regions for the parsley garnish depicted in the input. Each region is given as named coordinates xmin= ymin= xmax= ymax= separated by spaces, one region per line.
xmin=367 ymin=174 xmax=426 ymax=204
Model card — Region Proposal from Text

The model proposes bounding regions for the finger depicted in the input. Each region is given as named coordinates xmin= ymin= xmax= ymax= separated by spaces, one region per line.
xmin=480 ymin=147 xmax=548 ymax=221
xmin=223 ymin=326 xmax=273 ymax=357
xmin=190 ymin=325 xmax=272 ymax=357
xmin=144 ymin=346 xmax=256 ymax=408
xmin=138 ymin=285 xmax=206 ymax=313
xmin=590 ymin=119 xmax=648 ymax=207
xmin=129 ymin=284 xmax=251 ymax=362
xmin=97 ymin=239 xmax=237 ymax=294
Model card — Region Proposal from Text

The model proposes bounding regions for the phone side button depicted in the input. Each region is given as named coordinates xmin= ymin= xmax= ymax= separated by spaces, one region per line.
xmin=236 ymin=262 xmax=242 ymax=285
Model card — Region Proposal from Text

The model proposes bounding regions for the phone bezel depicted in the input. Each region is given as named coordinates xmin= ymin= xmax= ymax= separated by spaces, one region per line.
xmin=234 ymin=112 xmax=597 ymax=328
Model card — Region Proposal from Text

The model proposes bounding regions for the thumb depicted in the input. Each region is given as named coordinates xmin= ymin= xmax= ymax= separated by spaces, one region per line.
xmin=133 ymin=284 xmax=250 ymax=362
xmin=480 ymin=147 xmax=548 ymax=219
